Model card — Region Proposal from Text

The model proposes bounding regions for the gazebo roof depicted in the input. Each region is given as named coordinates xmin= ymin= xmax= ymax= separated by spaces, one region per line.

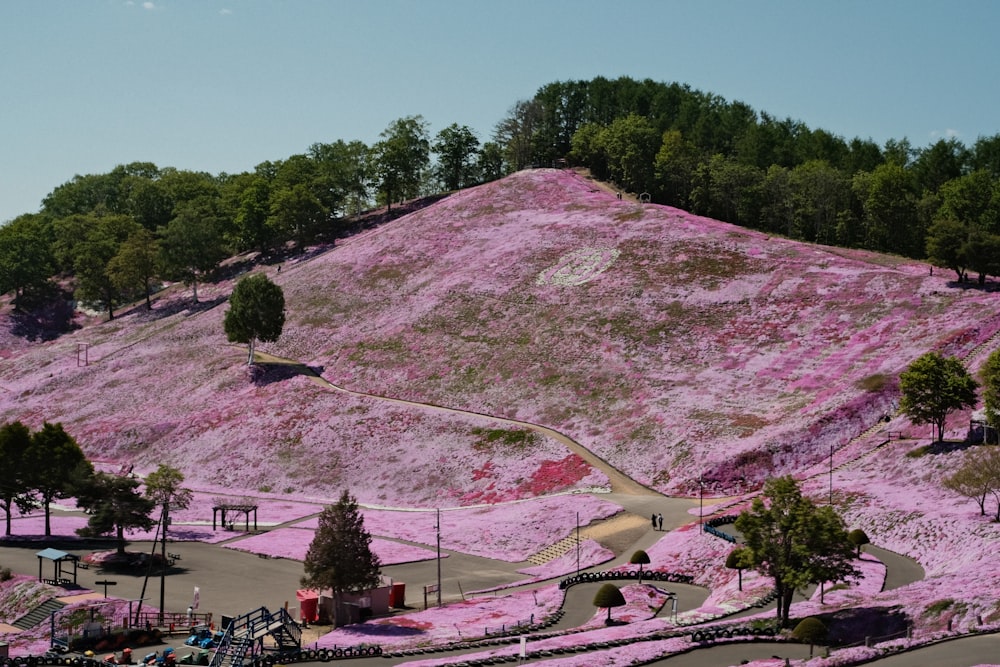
xmin=36 ymin=548 xmax=79 ymax=562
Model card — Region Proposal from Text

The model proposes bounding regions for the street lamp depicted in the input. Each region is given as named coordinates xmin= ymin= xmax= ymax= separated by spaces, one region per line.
xmin=575 ymin=512 xmax=580 ymax=576
xmin=829 ymin=444 xmax=834 ymax=505
xmin=699 ymin=476 xmax=704 ymax=532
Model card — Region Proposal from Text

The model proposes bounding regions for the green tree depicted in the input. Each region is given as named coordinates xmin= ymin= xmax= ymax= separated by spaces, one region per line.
xmin=600 ymin=114 xmax=660 ymax=194
xmin=961 ymin=228 xmax=1000 ymax=286
xmin=309 ymin=140 xmax=371 ymax=217
xmin=725 ymin=546 xmax=752 ymax=591
xmin=980 ymin=349 xmax=1000 ymax=429
xmin=301 ymin=491 xmax=382 ymax=627
xmin=56 ymin=214 xmax=141 ymax=320
xmin=144 ymin=464 xmax=193 ymax=540
xmin=75 ymin=471 xmax=156 ymax=554
xmin=159 ymin=197 xmax=228 ymax=303
xmin=943 ymin=446 xmax=1000 ymax=518
xmin=925 ymin=217 xmax=970 ymax=281
xmin=792 ymin=616 xmax=828 ymax=657
xmin=223 ymin=172 xmax=275 ymax=253
xmin=653 ymin=129 xmax=698 ymax=209
xmin=494 ymin=99 xmax=541 ymax=172
xmin=224 ymin=273 xmax=286 ymax=365
xmin=0 ymin=215 xmax=54 ymax=311
xmin=0 ymin=421 xmax=36 ymax=536
xmin=372 ymin=116 xmax=430 ymax=212
xmin=433 ymin=123 xmax=481 ymax=191
xmin=268 ymin=183 xmax=328 ymax=250
xmin=592 ymin=583 xmax=626 ymax=625
xmin=107 ymin=227 xmax=160 ymax=310
xmin=26 ymin=423 xmax=90 ymax=536
xmin=853 ymin=163 xmax=920 ymax=257
xmin=629 ymin=549 xmax=650 ymax=584
xmin=847 ymin=528 xmax=870 ymax=557
xmin=899 ymin=352 xmax=978 ymax=442
xmin=734 ymin=476 xmax=858 ymax=628
xmin=476 ymin=142 xmax=506 ymax=183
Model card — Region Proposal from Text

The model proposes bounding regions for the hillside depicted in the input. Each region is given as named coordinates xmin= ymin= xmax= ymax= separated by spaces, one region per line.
xmin=1 ymin=168 xmax=997 ymax=505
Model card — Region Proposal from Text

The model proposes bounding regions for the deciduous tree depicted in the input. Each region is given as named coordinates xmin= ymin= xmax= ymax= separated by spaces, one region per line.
xmin=26 ymin=423 xmax=90 ymax=536
xmin=75 ymin=471 xmax=156 ymax=554
xmin=0 ymin=421 xmax=36 ymax=536
xmin=433 ymin=123 xmax=480 ymax=191
xmin=107 ymin=227 xmax=160 ymax=310
xmin=899 ymin=352 xmax=978 ymax=442
xmin=372 ymin=116 xmax=430 ymax=212
xmin=159 ymin=197 xmax=228 ymax=303
xmin=734 ymin=476 xmax=858 ymax=628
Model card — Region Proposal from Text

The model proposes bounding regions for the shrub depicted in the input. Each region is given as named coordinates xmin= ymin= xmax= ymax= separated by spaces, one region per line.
xmin=0 ymin=567 xmax=12 ymax=582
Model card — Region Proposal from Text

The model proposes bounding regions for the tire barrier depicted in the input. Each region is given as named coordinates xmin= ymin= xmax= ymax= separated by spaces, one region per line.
xmin=704 ymin=514 xmax=738 ymax=528
xmin=559 ymin=569 xmax=694 ymax=589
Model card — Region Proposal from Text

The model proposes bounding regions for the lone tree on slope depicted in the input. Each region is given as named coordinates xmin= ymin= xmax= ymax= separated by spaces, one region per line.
xmin=301 ymin=490 xmax=382 ymax=627
xmin=224 ymin=273 xmax=286 ymax=365
xmin=899 ymin=351 xmax=977 ymax=442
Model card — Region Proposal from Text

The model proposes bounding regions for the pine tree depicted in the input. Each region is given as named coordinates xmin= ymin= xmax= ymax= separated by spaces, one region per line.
xmin=301 ymin=490 xmax=382 ymax=626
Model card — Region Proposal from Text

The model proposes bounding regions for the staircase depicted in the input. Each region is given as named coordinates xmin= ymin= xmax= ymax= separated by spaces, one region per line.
xmin=526 ymin=535 xmax=579 ymax=565
xmin=209 ymin=606 xmax=301 ymax=667
xmin=13 ymin=598 xmax=66 ymax=630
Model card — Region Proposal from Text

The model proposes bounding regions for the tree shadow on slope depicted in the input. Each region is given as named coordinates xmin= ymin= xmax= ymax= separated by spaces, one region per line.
xmin=249 ymin=361 xmax=325 ymax=387
xmin=801 ymin=606 xmax=910 ymax=647
xmin=9 ymin=294 xmax=78 ymax=342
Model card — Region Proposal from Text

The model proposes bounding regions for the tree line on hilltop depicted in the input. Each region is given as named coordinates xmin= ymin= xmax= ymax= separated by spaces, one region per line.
xmin=3 ymin=75 xmax=1000 ymax=321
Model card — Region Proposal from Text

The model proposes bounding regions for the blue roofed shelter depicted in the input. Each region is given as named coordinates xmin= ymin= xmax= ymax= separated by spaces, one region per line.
xmin=36 ymin=548 xmax=80 ymax=586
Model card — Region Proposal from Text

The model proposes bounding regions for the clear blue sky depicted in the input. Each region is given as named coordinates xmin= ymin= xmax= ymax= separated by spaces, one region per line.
xmin=2 ymin=0 xmax=999 ymax=224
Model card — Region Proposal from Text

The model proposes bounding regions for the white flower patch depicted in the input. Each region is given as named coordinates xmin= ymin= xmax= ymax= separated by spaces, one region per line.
xmin=536 ymin=247 xmax=621 ymax=287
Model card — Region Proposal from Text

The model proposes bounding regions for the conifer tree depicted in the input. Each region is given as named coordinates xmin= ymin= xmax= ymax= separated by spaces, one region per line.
xmin=224 ymin=273 xmax=285 ymax=365
xmin=301 ymin=490 xmax=382 ymax=626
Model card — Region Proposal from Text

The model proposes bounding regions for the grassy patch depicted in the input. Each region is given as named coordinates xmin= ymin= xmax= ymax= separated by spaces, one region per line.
xmin=857 ymin=373 xmax=890 ymax=392
xmin=471 ymin=427 xmax=536 ymax=454
xmin=924 ymin=599 xmax=954 ymax=616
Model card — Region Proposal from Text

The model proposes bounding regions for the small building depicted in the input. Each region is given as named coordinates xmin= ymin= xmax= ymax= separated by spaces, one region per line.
xmin=299 ymin=576 xmax=394 ymax=627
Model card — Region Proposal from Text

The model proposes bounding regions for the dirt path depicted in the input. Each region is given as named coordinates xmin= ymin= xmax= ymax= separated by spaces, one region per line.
xmin=253 ymin=352 xmax=656 ymax=497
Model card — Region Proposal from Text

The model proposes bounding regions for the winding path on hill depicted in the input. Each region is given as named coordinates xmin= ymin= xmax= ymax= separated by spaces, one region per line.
xmin=253 ymin=351 xmax=665 ymax=500
xmin=251 ymin=351 xmax=924 ymax=589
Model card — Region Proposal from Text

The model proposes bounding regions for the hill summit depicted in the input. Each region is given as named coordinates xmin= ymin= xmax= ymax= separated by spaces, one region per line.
xmin=1 ymin=169 xmax=996 ymax=505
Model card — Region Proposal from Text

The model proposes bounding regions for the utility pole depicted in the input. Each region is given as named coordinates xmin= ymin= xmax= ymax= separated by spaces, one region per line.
xmin=160 ymin=502 xmax=169 ymax=626
xmin=436 ymin=509 xmax=442 ymax=608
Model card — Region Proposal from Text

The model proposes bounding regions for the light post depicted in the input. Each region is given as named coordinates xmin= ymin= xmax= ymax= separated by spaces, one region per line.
xmin=699 ymin=476 xmax=704 ymax=532
xmin=575 ymin=512 xmax=580 ymax=576
xmin=829 ymin=444 xmax=834 ymax=505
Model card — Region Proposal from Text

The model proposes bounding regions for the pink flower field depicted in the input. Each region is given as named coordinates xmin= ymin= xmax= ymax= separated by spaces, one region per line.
xmin=3 ymin=169 xmax=1000 ymax=664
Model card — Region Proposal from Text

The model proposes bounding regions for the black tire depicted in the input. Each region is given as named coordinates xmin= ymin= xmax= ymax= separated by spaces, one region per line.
xmin=317 ymin=649 xmax=330 ymax=662
xmin=332 ymin=649 xmax=343 ymax=659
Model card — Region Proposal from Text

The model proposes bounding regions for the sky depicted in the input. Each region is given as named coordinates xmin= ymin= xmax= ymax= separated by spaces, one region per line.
xmin=2 ymin=0 xmax=999 ymax=224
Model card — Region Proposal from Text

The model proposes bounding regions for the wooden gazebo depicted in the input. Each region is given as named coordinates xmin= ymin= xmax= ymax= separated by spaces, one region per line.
xmin=212 ymin=503 xmax=259 ymax=531
xmin=36 ymin=548 xmax=80 ymax=586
